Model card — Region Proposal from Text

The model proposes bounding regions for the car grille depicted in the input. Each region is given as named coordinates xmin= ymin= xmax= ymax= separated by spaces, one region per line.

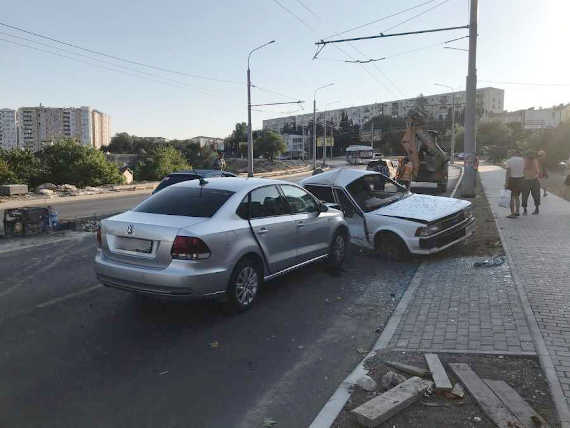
xmin=433 ymin=210 xmax=465 ymax=230
xmin=419 ymin=226 xmax=467 ymax=250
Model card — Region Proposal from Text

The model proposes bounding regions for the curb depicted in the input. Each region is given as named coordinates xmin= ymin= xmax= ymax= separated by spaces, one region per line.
xmin=479 ymin=174 xmax=570 ymax=427
xmin=309 ymin=166 xmax=465 ymax=428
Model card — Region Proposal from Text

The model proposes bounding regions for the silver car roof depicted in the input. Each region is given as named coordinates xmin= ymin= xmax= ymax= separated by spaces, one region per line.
xmin=169 ymin=176 xmax=297 ymax=193
xmin=300 ymin=168 xmax=380 ymax=188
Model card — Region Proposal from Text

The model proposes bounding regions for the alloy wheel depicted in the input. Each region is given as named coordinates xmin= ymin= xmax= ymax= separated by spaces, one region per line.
xmin=235 ymin=266 xmax=258 ymax=306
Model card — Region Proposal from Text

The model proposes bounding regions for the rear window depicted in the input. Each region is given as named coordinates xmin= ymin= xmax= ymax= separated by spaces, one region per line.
xmin=134 ymin=187 xmax=234 ymax=217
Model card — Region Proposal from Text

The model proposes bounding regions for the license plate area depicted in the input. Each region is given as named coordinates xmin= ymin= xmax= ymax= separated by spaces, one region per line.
xmin=115 ymin=237 xmax=153 ymax=254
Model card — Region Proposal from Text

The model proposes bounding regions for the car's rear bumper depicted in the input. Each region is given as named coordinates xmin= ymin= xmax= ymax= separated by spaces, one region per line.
xmin=94 ymin=252 xmax=230 ymax=297
xmin=409 ymin=218 xmax=476 ymax=255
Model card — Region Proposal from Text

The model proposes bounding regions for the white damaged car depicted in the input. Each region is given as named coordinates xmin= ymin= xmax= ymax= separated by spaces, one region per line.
xmin=301 ymin=169 xmax=475 ymax=259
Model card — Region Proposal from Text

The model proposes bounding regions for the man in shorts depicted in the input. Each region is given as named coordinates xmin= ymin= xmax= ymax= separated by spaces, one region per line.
xmin=505 ymin=149 xmax=525 ymax=218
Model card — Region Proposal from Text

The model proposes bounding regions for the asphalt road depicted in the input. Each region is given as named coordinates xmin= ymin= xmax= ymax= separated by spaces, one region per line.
xmin=0 ymin=166 xmax=460 ymax=428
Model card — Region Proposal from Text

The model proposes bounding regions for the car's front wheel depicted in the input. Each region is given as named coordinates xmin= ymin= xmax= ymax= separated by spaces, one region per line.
xmin=226 ymin=257 xmax=261 ymax=312
xmin=376 ymin=232 xmax=410 ymax=261
xmin=328 ymin=229 xmax=348 ymax=268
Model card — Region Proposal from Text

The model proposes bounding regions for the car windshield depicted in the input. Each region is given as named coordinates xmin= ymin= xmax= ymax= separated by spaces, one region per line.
xmin=134 ymin=186 xmax=234 ymax=217
xmin=346 ymin=174 xmax=407 ymax=212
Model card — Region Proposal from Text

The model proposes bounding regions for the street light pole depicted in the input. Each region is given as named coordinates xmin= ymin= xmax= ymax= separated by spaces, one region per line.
xmin=462 ymin=0 xmax=478 ymax=197
xmin=435 ymin=83 xmax=457 ymax=165
xmin=247 ymin=40 xmax=275 ymax=177
xmin=322 ymin=110 xmax=327 ymax=167
xmin=313 ymin=83 xmax=334 ymax=170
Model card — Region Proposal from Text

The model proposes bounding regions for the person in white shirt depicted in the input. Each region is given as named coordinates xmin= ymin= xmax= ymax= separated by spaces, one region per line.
xmin=505 ymin=150 xmax=525 ymax=218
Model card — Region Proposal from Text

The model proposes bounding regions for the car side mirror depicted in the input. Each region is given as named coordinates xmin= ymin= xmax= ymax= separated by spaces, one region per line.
xmin=318 ymin=203 xmax=329 ymax=213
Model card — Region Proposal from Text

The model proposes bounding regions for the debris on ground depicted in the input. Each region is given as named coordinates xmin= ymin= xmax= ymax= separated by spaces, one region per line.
xmin=263 ymin=417 xmax=277 ymax=427
xmin=381 ymin=370 xmax=407 ymax=390
xmin=81 ymin=220 xmax=99 ymax=232
xmin=356 ymin=347 xmax=369 ymax=355
xmin=424 ymin=353 xmax=452 ymax=392
xmin=356 ymin=375 xmax=377 ymax=392
xmin=473 ymin=256 xmax=505 ymax=268
xmin=383 ymin=360 xmax=430 ymax=378
xmin=449 ymin=382 xmax=465 ymax=399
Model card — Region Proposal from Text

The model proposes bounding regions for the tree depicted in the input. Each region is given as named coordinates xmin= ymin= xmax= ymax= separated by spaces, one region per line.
xmin=134 ymin=145 xmax=190 ymax=181
xmin=0 ymin=158 xmax=18 ymax=185
xmin=108 ymin=132 xmax=134 ymax=153
xmin=0 ymin=148 xmax=43 ymax=186
xmin=225 ymin=122 xmax=248 ymax=154
xmin=39 ymin=139 xmax=122 ymax=187
xmin=254 ymin=130 xmax=286 ymax=161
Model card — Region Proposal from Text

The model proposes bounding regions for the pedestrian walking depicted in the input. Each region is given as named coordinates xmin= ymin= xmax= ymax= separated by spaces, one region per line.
xmin=504 ymin=149 xmax=525 ymax=218
xmin=213 ymin=152 xmax=226 ymax=171
xmin=537 ymin=150 xmax=549 ymax=197
xmin=522 ymin=152 xmax=541 ymax=215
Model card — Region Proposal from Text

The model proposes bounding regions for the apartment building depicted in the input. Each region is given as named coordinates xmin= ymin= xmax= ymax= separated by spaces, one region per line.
xmin=262 ymin=87 xmax=505 ymax=134
xmin=190 ymin=136 xmax=225 ymax=151
xmin=486 ymin=105 xmax=570 ymax=129
xmin=0 ymin=109 xmax=18 ymax=150
xmin=14 ymin=105 xmax=111 ymax=151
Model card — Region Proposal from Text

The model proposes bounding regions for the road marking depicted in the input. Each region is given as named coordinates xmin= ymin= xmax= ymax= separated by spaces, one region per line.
xmin=36 ymin=284 xmax=103 ymax=309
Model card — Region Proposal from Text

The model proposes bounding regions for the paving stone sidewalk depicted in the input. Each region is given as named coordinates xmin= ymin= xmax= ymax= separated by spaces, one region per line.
xmin=480 ymin=164 xmax=570 ymax=410
xmin=388 ymin=256 xmax=535 ymax=354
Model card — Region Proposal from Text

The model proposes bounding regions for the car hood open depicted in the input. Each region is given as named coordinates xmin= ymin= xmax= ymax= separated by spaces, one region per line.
xmin=371 ymin=194 xmax=470 ymax=223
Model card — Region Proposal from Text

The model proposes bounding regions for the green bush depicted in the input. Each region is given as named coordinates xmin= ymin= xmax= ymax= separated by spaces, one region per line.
xmin=38 ymin=139 xmax=123 ymax=187
xmin=0 ymin=158 xmax=18 ymax=185
xmin=134 ymin=145 xmax=190 ymax=181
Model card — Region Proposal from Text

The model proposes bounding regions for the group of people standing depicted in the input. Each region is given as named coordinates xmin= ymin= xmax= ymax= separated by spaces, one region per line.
xmin=505 ymin=150 xmax=548 ymax=218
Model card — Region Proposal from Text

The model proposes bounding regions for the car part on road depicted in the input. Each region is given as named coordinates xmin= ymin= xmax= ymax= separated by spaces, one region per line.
xmin=473 ymin=256 xmax=505 ymax=268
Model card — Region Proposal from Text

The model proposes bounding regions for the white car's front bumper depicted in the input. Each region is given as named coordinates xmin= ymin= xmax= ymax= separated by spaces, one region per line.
xmin=407 ymin=217 xmax=476 ymax=255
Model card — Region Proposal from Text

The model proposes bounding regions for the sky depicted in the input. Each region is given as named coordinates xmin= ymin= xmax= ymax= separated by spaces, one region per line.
xmin=2 ymin=0 xmax=569 ymax=139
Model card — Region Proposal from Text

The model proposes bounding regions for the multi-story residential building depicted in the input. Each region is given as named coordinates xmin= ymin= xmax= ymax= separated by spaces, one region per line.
xmin=262 ymin=87 xmax=505 ymax=134
xmin=282 ymin=134 xmax=308 ymax=158
xmin=190 ymin=136 xmax=225 ymax=151
xmin=15 ymin=105 xmax=111 ymax=151
xmin=487 ymin=105 xmax=570 ymax=129
xmin=0 ymin=109 xmax=18 ymax=150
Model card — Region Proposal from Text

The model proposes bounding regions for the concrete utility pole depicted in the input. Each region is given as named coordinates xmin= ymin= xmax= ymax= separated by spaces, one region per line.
xmin=322 ymin=110 xmax=327 ymax=167
xmin=462 ymin=0 xmax=478 ymax=196
xmin=313 ymin=83 xmax=334 ymax=170
xmin=247 ymin=40 xmax=275 ymax=177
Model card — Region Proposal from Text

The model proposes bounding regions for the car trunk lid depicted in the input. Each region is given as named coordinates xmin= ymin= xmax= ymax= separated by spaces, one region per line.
xmin=101 ymin=211 xmax=207 ymax=268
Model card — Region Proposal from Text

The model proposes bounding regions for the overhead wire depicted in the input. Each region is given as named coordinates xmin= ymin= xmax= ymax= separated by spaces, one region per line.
xmin=0 ymin=37 xmax=219 ymax=92
xmin=0 ymin=20 xmax=242 ymax=85
xmin=293 ymin=0 xmax=320 ymax=20
xmin=381 ymin=0 xmax=452 ymax=33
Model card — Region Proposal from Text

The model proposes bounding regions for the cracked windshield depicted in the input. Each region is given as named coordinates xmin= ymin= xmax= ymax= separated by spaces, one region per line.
xmin=1 ymin=0 xmax=569 ymax=427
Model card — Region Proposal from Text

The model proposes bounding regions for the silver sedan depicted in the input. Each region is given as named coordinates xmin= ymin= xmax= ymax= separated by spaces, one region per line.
xmin=94 ymin=177 xmax=349 ymax=311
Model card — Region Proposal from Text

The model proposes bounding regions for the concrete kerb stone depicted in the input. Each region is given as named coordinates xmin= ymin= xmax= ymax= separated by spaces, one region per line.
xmin=479 ymin=175 xmax=570 ymax=427
xmin=309 ymin=167 xmax=464 ymax=428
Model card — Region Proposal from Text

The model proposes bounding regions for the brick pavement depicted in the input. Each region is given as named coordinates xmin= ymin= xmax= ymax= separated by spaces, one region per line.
xmin=480 ymin=164 xmax=570 ymax=412
xmin=388 ymin=256 xmax=535 ymax=354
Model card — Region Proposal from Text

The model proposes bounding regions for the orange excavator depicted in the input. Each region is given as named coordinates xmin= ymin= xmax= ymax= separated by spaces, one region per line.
xmin=399 ymin=110 xmax=449 ymax=193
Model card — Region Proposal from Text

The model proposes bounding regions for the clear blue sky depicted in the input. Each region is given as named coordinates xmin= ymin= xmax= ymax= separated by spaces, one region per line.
xmin=2 ymin=0 xmax=569 ymax=139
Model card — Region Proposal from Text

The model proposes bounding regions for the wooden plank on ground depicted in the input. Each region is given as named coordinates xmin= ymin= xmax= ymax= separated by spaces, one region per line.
xmin=424 ymin=353 xmax=453 ymax=391
xmin=449 ymin=363 xmax=522 ymax=428
xmin=383 ymin=360 xmax=430 ymax=378
xmin=484 ymin=379 xmax=549 ymax=428
xmin=351 ymin=377 xmax=433 ymax=427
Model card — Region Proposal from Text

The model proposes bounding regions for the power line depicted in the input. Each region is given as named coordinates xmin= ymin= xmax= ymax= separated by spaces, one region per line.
xmin=322 ymin=0 xmax=437 ymax=40
xmin=293 ymin=0 xmax=320 ymax=20
xmin=0 ymin=37 xmax=214 ymax=94
xmin=381 ymin=0 xmax=452 ymax=33
xmin=478 ymin=80 xmax=570 ymax=87
xmin=0 ymin=21 xmax=242 ymax=85
xmin=252 ymin=84 xmax=301 ymax=101
xmin=0 ymin=30 xmax=199 ymax=89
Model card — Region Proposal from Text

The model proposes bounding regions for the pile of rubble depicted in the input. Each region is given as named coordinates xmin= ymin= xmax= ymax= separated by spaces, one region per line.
xmin=351 ymin=353 xmax=548 ymax=427
xmin=34 ymin=183 xmax=105 ymax=197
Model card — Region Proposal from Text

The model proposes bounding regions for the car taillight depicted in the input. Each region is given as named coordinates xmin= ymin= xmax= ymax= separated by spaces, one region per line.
xmin=96 ymin=225 xmax=102 ymax=248
xmin=171 ymin=236 xmax=211 ymax=260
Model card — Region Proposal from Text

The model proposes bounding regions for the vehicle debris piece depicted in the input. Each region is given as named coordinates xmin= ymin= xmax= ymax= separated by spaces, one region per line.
xmin=383 ymin=360 xmax=430 ymax=378
xmin=450 ymin=382 xmax=465 ymax=399
xmin=351 ymin=377 xmax=433 ymax=427
xmin=450 ymin=363 xmax=522 ymax=428
xmin=356 ymin=375 xmax=377 ymax=392
xmin=263 ymin=417 xmax=277 ymax=427
xmin=474 ymin=256 xmax=505 ymax=268
xmin=381 ymin=371 xmax=407 ymax=390
xmin=484 ymin=379 xmax=548 ymax=428
xmin=424 ymin=354 xmax=453 ymax=391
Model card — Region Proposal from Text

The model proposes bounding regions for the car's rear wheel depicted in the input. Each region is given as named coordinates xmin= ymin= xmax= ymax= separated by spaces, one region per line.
xmin=376 ymin=232 xmax=410 ymax=261
xmin=328 ymin=229 xmax=348 ymax=268
xmin=226 ymin=257 xmax=261 ymax=312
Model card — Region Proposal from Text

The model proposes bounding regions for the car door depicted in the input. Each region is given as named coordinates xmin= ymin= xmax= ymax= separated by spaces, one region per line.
xmin=249 ymin=185 xmax=297 ymax=273
xmin=280 ymin=184 xmax=330 ymax=263
xmin=333 ymin=187 xmax=368 ymax=247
